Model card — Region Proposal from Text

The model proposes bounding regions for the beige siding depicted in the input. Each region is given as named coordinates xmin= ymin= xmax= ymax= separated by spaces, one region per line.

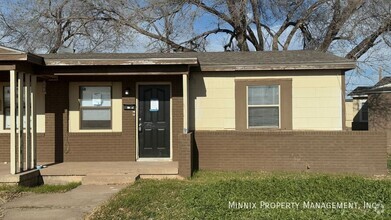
xmin=189 ymin=70 xmax=344 ymax=131
xmin=69 ymin=82 xmax=122 ymax=133
xmin=0 ymin=82 xmax=45 ymax=133
xmin=345 ymin=101 xmax=353 ymax=129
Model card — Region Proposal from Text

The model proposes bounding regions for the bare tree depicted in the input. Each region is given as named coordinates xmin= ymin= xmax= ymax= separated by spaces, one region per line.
xmin=0 ymin=0 xmax=131 ymax=53
xmin=1 ymin=0 xmax=390 ymax=60
xmin=89 ymin=0 xmax=390 ymax=60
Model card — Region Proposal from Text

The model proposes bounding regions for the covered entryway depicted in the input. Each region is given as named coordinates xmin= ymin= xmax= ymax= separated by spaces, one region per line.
xmin=138 ymin=84 xmax=171 ymax=158
xmin=0 ymin=46 xmax=43 ymax=175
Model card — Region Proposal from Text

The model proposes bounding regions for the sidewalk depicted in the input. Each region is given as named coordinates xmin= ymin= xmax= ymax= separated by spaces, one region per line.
xmin=1 ymin=185 xmax=125 ymax=220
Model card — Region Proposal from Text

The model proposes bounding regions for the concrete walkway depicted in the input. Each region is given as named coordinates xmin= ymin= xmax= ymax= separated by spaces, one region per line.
xmin=1 ymin=185 xmax=126 ymax=220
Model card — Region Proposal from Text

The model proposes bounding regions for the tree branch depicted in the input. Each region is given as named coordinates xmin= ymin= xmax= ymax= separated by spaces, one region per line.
xmin=318 ymin=0 xmax=364 ymax=51
xmin=188 ymin=0 xmax=235 ymax=27
xmin=346 ymin=18 xmax=391 ymax=60
xmin=249 ymin=0 xmax=264 ymax=51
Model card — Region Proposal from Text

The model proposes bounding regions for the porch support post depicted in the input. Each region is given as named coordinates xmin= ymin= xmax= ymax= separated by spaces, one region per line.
xmin=17 ymin=72 xmax=24 ymax=172
xmin=182 ymin=74 xmax=189 ymax=134
xmin=30 ymin=75 xmax=37 ymax=169
xmin=10 ymin=70 xmax=17 ymax=174
xmin=25 ymin=74 xmax=31 ymax=169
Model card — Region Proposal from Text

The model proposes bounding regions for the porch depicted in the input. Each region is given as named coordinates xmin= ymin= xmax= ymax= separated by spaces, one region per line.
xmin=0 ymin=161 xmax=180 ymax=185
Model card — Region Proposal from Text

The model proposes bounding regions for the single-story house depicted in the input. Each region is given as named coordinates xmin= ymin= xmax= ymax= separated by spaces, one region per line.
xmin=0 ymin=45 xmax=388 ymax=177
xmin=347 ymin=86 xmax=371 ymax=130
xmin=350 ymin=77 xmax=391 ymax=153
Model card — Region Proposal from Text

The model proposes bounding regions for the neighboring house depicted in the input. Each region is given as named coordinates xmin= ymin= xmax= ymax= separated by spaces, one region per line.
xmin=350 ymin=77 xmax=391 ymax=154
xmin=347 ymin=86 xmax=371 ymax=130
xmin=0 ymin=45 xmax=388 ymax=176
xmin=345 ymin=99 xmax=353 ymax=130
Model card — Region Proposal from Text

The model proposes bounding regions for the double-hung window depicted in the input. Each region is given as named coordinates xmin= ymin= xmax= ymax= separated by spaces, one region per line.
xmin=247 ymin=85 xmax=280 ymax=128
xmin=80 ymin=86 xmax=112 ymax=129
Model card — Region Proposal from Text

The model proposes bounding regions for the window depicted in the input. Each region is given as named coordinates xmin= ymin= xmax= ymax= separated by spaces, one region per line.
xmin=359 ymin=99 xmax=368 ymax=122
xmin=80 ymin=86 xmax=112 ymax=129
xmin=247 ymin=85 xmax=280 ymax=128
xmin=235 ymin=79 xmax=292 ymax=130
xmin=3 ymin=86 xmax=10 ymax=129
xmin=3 ymin=86 xmax=27 ymax=129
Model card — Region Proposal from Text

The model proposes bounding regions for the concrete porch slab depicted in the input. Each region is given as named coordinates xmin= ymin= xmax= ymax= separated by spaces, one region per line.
xmin=0 ymin=162 xmax=180 ymax=185
xmin=39 ymin=161 xmax=179 ymax=185
xmin=0 ymin=165 xmax=41 ymax=186
xmin=39 ymin=161 xmax=178 ymax=175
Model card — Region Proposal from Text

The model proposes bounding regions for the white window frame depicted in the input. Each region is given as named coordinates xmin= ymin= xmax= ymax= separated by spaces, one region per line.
xmin=79 ymin=85 xmax=113 ymax=130
xmin=358 ymin=99 xmax=368 ymax=122
xmin=246 ymin=85 xmax=281 ymax=129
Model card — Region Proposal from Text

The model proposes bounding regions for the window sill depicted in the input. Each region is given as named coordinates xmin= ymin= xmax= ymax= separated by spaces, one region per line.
xmin=69 ymin=129 xmax=120 ymax=133
xmin=67 ymin=132 xmax=122 ymax=136
xmin=247 ymin=127 xmax=281 ymax=130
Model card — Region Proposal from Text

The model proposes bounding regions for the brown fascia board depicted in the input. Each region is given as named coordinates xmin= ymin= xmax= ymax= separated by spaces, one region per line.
xmin=43 ymin=58 xmax=199 ymax=66
xmin=0 ymin=53 xmax=44 ymax=65
xmin=200 ymin=62 xmax=356 ymax=71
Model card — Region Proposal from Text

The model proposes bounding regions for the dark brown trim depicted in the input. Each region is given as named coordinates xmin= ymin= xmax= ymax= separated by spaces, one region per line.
xmin=0 ymin=54 xmax=44 ymax=65
xmin=341 ymin=71 xmax=346 ymax=130
xmin=44 ymin=58 xmax=198 ymax=66
xmin=37 ymin=65 xmax=190 ymax=76
xmin=0 ymin=65 xmax=16 ymax=71
xmin=235 ymin=79 xmax=292 ymax=130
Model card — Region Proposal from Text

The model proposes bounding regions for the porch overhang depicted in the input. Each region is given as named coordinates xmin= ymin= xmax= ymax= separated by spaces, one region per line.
xmin=44 ymin=58 xmax=199 ymax=66
xmin=0 ymin=46 xmax=40 ymax=175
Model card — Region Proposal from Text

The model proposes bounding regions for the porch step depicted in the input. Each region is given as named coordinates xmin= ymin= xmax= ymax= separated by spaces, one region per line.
xmin=82 ymin=173 xmax=139 ymax=185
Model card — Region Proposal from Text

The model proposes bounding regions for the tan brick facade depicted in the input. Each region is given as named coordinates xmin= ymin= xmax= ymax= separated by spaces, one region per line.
xmin=178 ymin=132 xmax=193 ymax=177
xmin=0 ymin=75 xmax=183 ymax=163
xmin=193 ymin=131 xmax=388 ymax=175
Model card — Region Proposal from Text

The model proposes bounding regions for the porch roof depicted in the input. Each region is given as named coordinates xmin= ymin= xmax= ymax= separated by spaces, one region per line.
xmin=0 ymin=46 xmax=44 ymax=67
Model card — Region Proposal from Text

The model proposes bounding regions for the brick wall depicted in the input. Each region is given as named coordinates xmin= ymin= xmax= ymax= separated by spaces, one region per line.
xmin=60 ymin=76 xmax=183 ymax=162
xmin=0 ymin=75 xmax=183 ymax=162
xmin=193 ymin=131 xmax=388 ymax=175
xmin=178 ymin=132 xmax=193 ymax=177
xmin=368 ymin=93 xmax=391 ymax=154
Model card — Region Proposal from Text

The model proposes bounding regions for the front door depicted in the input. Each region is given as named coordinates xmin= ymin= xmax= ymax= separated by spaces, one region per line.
xmin=138 ymin=85 xmax=170 ymax=158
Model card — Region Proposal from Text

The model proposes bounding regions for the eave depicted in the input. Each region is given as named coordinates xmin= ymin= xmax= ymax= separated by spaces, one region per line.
xmin=200 ymin=62 xmax=356 ymax=72
xmin=0 ymin=53 xmax=44 ymax=66
xmin=44 ymin=58 xmax=199 ymax=66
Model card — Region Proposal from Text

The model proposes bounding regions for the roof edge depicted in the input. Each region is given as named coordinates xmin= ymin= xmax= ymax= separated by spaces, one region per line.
xmin=43 ymin=58 xmax=199 ymax=66
xmin=200 ymin=62 xmax=356 ymax=71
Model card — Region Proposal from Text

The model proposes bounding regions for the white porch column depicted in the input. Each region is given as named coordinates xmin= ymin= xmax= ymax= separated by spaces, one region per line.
xmin=182 ymin=74 xmax=189 ymax=134
xmin=10 ymin=70 xmax=17 ymax=174
xmin=17 ymin=72 xmax=24 ymax=172
xmin=30 ymin=75 xmax=37 ymax=169
xmin=25 ymin=73 xmax=31 ymax=169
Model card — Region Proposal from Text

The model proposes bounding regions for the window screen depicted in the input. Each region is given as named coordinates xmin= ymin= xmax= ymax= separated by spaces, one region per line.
xmin=80 ymin=86 xmax=111 ymax=129
xmin=248 ymin=85 xmax=280 ymax=128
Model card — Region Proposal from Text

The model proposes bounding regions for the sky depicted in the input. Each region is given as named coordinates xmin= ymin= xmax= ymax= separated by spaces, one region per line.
xmin=129 ymin=17 xmax=390 ymax=95
xmin=1 ymin=0 xmax=390 ymax=94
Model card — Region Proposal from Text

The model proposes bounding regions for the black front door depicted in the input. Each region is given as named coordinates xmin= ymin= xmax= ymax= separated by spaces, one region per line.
xmin=138 ymin=85 xmax=170 ymax=158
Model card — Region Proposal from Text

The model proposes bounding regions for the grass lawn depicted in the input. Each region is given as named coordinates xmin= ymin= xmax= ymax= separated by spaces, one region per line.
xmin=91 ymin=171 xmax=391 ymax=219
xmin=0 ymin=182 xmax=80 ymax=194
xmin=0 ymin=182 xmax=80 ymax=203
